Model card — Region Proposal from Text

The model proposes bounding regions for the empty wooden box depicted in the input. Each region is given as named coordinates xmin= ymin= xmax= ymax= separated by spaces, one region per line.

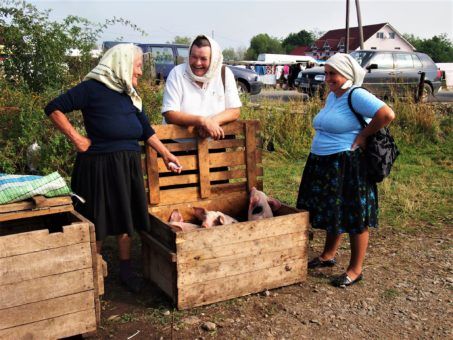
xmin=0 ymin=196 xmax=105 ymax=339
xmin=141 ymin=120 xmax=309 ymax=309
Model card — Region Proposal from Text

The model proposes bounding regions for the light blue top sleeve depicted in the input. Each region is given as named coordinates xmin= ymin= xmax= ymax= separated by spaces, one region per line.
xmin=311 ymin=87 xmax=385 ymax=155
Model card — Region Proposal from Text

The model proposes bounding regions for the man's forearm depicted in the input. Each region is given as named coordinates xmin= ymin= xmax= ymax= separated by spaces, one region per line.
xmin=163 ymin=111 xmax=204 ymax=127
xmin=211 ymin=108 xmax=240 ymax=125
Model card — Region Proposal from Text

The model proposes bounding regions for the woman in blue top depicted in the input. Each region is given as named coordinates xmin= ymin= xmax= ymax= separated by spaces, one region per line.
xmin=297 ymin=53 xmax=395 ymax=287
xmin=45 ymin=44 xmax=181 ymax=293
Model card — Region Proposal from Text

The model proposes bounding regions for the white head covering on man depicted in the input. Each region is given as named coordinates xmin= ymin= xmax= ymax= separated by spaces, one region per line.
xmin=185 ymin=35 xmax=223 ymax=84
xmin=85 ymin=43 xmax=143 ymax=111
xmin=325 ymin=53 xmax=366 ymax=90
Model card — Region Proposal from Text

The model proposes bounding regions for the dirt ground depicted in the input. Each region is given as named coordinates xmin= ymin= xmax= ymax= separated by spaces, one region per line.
xmin=85 ymin=223 xmax=452 ymax=340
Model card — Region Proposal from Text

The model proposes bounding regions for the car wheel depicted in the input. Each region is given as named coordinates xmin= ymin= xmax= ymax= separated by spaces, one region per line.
xmin=237 ymin=81 xmax=248 ymax=94
xmin=420 ymin=83 xmax=433 ymax=103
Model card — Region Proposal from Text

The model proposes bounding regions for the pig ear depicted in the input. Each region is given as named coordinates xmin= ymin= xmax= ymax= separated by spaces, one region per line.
xmin=216 ymin=215 xmax=225 ymax=225
xmin=267 ymin=197 xmax=282 ymax=212
xmin=249 ymin=194 xmax=260 ymax=208
xmin=193 ymin=207 xmax=207 ymax=220
xmin=169 ymin=209 xmax=183 ymax=222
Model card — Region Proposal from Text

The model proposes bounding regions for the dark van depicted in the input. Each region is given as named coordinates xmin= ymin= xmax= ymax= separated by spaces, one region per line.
xmin=101 ymin=41 xmax=262 ymax=94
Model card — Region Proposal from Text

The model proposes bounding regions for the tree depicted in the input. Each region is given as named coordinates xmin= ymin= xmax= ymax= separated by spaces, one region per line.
xmin=245 ymin=34 xmax=284 ymax=60
xmin=282 ymin=30 xmax=316 ymax=54
xmin=171 ymin=36 xmax=191 ymax=45
xmin=222 ymin=47 xmax=236 ymax=61
xmin=404 ymin=33 xmax=453 ymax=62
xmin=0 ymin=0 xmax=147 ymax=92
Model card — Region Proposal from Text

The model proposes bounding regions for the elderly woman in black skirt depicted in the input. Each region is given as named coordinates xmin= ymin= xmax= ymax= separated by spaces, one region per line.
xmin=45 ymin=44 xmax=181 ymax=293
xmin=297 ymin=53 xmax=395 ymax=287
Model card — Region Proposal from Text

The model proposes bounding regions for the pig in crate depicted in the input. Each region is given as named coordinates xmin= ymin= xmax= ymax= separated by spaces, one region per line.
xmin=140 ymin=120 xmax=309 ymax=309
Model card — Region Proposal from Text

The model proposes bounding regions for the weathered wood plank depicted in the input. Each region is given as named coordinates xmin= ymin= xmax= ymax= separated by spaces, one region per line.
xmin=0 ymin=205 xmax=74 ymax=222
xmin=177 ymin=232 xmax=308 ymax=264
xmin=149 ymin=191 xmax=249 ymax=222
xmin=146 ymin=145 xmax=161 ymax=205
xmin=178 ymin=245 xmax=306 ymax=286
xmin=178 ymin=259 xmax=306 ymax=309
xmin=0 ymin=268 xmax=94 ymax=309
xmin=0 ymin=223 xmax=90 ymax=258
xmin=176 ymin=209 xmax=309 ymax=252
xmin=140 ymin=232 xmax=176 ymax=301
xmin=146 ymin=214 xmax=177 ymax=251
xmin=0 ymin=196 xmax=72 ymax=214
xmin=208 ymin=139 xmax=245 ymax=150
xmin=154 ymin=121 xmax=245 ymax=140
xmin=197 ymin=138 xmax=211 ymax=198
xmin=0 ymin=242 xmax=92 ymax=286
xmin=0 ymin=309 xmax=97 ymax=339
xmin=140 ymin=231 xmax=176 ymax=263
xmin=245 ymin=121 xmax=258 ymax=191
xmin=0 ymin=291 xmax=95 ymax=330
xmin=165 ymin=141 xmax=197 ymax=152
xmin=157 ymin=154 xmax=198 ymax=173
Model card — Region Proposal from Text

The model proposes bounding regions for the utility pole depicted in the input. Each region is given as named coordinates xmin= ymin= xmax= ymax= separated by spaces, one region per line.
xmin=355 ymin=0 xmax=364 ymax=49
xmin=345 ymin=0 xmax=350 ymax=53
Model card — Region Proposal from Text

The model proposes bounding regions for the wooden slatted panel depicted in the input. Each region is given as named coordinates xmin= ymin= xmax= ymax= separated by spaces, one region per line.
xmin=197 ymin=138 xmax=210 ymax=198
xmin=158 ymin=181 xmax=262 ymax=206
xmin=0 ymin=291 xmax=95 ymax=330
xmin=178 ymin=242 xmax=306 ymax=286
xmin=157 ymin=154 xmax=198 ymax=173
xmin=178 ymin=260 xmax=305 ymax=309
xmin=154 ymin=121 xmax=245 ymax=140
xmin=0 ymin=309 xmax=97 ymax=339
xmin=165 ymin=141 xmax=197 ymax=152
xmin=159 ymin=167 xmax=263 ymax=187
xmin=245 ymin=121 xmax=257 ymax=191
xmin=175 ymin=208 xmax=308 ymax=252
xmin=0 ymin=268 xmax=94 ymax=310
xmin=208 ymin=138 xmax=245 ymax=150
xmin=148 ymin=191 xmax=249 ymax=222
xmin=146 ymin=145 xmax=160 ymax=205
xmin=0 ymin=243 xmax=92 ymax=286
xmin=0 ymin=223 xmax=89 ymax=258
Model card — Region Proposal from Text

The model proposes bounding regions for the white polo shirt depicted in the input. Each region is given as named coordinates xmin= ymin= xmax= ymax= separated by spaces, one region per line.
xmin=161 ymin=64 xmax=242 ymax=122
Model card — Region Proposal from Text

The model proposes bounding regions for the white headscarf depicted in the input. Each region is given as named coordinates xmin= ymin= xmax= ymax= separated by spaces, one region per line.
xmin=84 ymin=43 xmax=143 ymax=111
xmin=185 ymin=35 xmax=223 ymax=83
xmin=325 ymin=53 xmax=366 ymax=90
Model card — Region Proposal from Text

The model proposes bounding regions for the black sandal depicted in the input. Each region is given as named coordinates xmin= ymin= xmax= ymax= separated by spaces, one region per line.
xmin=331 ymin=273 xmax=363 ymax=288
xmin=308 ymin=257 xmax=337 ymax=269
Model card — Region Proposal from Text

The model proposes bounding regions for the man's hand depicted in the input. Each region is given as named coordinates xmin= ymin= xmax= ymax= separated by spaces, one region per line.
xmin=200 ymin=117 xmax=225 ymax=140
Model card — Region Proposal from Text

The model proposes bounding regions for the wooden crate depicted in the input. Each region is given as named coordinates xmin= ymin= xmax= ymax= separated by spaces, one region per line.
xmin=0 ymin=197 xmax=105 ymax=339
xmin=141 ymin=120 xmax=309 ymax=309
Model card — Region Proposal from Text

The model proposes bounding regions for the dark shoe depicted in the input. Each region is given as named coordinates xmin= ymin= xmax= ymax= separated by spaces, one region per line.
xmin=121 ymin=275 xmax=145 ymax=294
xmin=331 ymin=273 xmax=363 ymax=288
xmin=308 ymin=257 xmax=337 ymax=269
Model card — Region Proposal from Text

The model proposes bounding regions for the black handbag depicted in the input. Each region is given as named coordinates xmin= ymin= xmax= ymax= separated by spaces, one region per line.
xmin=348 ymin=87 xmax=400 ymax=183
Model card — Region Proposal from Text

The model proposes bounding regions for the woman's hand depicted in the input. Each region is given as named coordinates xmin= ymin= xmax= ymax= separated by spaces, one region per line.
xmin=74 ymin=135 xmax=92 ymax=153
xmin=163 ymin=152 xmax=182 ymax=174
xmin=351 ymin=133 xmax=367 ymax=151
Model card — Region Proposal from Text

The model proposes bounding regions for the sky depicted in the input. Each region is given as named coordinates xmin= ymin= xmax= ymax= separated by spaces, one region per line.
xmin=28 ymin=0 xmax=453 ymax=50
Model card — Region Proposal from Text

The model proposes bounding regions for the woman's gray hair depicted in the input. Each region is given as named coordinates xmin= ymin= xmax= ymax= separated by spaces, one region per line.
xmin=132 ymin=45 xmax=143 ymax=59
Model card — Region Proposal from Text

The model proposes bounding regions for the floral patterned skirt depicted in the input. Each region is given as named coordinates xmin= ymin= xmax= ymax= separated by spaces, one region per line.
xmin=296 ymin=149 xmax=378 ymax=235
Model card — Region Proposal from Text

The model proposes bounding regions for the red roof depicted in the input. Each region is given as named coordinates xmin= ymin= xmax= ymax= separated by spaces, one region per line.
xmin=316 ymin=23 xmax=387 ymax=51
xmin=290 ymin=46 xmax=309 ymax=55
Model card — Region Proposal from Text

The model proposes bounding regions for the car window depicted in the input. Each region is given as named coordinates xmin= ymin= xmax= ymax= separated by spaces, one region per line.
xmin=411 ymin=54 xmax=422 ymax=68
xmin=350 ymin=51 xmax=374 ymax=67
xmin=394 ymin=54 xmax=414 ymax=68
xmin=369 ymin=53 xmax=394 ymax=69
xmin=151 ymin=47 xmax=174 ymax=65
xmin=176 ymin=47 xmax=189 ymax=63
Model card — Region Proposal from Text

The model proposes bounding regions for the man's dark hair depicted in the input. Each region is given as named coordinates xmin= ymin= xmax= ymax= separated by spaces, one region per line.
xmin=190 ymin=35 xmax=211 ymax=54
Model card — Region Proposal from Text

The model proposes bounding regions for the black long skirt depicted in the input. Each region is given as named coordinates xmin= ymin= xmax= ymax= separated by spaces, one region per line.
xmin=71 ymin=150 xmax=150 ymax=241
xmin=297 ymin=149 xmax=378 ymax=235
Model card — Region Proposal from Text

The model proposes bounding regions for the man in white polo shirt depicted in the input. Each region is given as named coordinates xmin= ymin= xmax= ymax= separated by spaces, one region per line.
xmin=162 ymin=35 xmax=241 ymax=140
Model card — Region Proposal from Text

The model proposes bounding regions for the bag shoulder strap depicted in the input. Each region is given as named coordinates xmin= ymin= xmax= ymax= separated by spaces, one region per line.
xmin=221 ymin=65 xmax=226 ymax=93
xmin=347 ymin=86 xmax=368 ymax=128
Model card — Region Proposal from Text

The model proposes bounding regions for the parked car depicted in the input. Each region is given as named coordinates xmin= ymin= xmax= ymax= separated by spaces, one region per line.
xmin=102 ymin=41 xmax=263 ymax=94
xmin=295 ymin=50 xmax=442 ymax=101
